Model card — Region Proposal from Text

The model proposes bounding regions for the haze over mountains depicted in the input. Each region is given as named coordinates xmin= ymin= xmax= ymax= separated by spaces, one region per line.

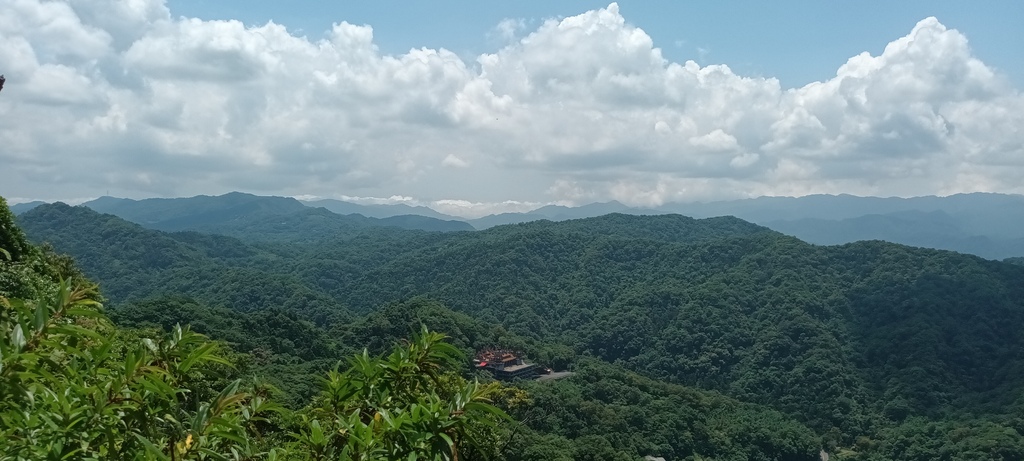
xmin=12 ymin=192 xmax=1024 ymax=260
xmin=74 ymin=192 xmax=474 ymax=239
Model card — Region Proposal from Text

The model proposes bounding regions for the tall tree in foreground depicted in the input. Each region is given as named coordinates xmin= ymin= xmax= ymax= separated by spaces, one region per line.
xmin=292 ymin=326 xmax=511 ymax=460
xmin=0 ymin=280 xmax=508 ymax=460
xmin=0 ymin=278 xmax=282 ymax=460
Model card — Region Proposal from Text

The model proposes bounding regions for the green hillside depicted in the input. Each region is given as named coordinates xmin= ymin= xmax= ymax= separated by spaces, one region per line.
xmin=1 ymin=196 xmax=827 ymax=460
xmin=13 ymin=199 xmax=1024 ymax=459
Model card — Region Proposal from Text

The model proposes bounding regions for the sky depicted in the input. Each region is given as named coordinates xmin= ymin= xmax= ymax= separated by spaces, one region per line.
xmin=1 ymin=1 xmax=1022 ymax=218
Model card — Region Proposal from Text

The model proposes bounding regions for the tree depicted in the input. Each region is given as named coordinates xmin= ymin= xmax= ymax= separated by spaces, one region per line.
xmin=1 ymin=277 xmax=512 ymax=460
xmin=0 ymin=279 xmax=281 ymax=460
xmin=291 ymin=326 xmax=511 ymax=460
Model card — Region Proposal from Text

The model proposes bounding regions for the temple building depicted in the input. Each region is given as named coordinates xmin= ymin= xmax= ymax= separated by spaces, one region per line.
xmin=473 ymin=348 xmax=540 ymax=381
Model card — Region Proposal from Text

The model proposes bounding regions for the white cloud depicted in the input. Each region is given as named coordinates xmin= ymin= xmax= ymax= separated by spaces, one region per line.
xmin=730 ymin=153 xmax=760 ymax=169
xmin=339 ymin=195 xmax=416 ymax=205
xmin=491 ymin=18 xmax=526 ymax=42
xmin=431 ymin=199 xmax=544 ymax=219
xmin=689 ymin=129 xmax=739 ymax=151
xmin=441 ymin=154 xmax=469 ymax=168
xmin=1 ymin=2 xmax=1022 ymax=209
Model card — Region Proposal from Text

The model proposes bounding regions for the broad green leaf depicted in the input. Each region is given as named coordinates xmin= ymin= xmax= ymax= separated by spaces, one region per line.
xmin=65 ymin=308 xmax=105 ymax=319
xmin=11 ymin=323 xmax=26 ymax=351
xmin=33 ymin=299 xmax=47 ymax=332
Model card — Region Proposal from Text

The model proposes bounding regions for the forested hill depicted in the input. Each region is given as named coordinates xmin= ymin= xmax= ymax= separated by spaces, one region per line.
xmin=16 ymin=202 xmax=359 ymax=323
xmin=17 ymin=200 xmax=1024 ymax=459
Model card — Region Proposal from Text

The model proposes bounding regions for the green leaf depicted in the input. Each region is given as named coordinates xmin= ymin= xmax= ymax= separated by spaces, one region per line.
xmin=210 ymin=429 xmax=248 ymax=446
xmin=65 ymin=308 xmax=105 ymax=319
xmin=136 ymin=374 xmax=177 ymax=397
xmin=141 ymin=338 xmax=158 ymax=354
xmin=178 ymin=342 xmax=225 ymax=373
xmin=11 ymin=324 xmax=26 ymax=351
xmin=33 ymin=299 xmax=47 ymax=332
xmin=437 ymin=432 xmax=454 ymax=449
xmin=132 ymin=433 xmax=171 ymax=461
xmin=51 ymin=324 xmax=104 ymax=342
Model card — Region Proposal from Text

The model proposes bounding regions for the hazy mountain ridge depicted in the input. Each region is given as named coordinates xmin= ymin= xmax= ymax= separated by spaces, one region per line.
xmin=83 ymin=192 xmax=308 ymax=225
xmin=475 ymin=193 xmax=1024 ymax=259
xmin=765 ymin=210 xmax=1024 ymax=260
xmin=302 ymin=198 xmax=464 ymax=221
xmin=12 ymin=192 xmax=1024 ymax=257
xmin=9 ymin=201 xmax=46 ymax=214
xmin=76 ymin=192 xmax=473 ymax=238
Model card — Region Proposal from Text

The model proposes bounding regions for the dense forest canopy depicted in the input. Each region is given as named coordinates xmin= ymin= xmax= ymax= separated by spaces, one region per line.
xmin=7 ymin=196 xmax=1024 ymax=459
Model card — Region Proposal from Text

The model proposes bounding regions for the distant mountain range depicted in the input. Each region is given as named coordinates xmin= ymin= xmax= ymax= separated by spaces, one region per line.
xmin=662 ymin=194 xmax=1024 ymax=260
xmin=301 ymin=198 xmax=464 ymax=221
xmin=31 ymin=193 xmax=474 ymax=241
xmin=9 ymin=192 xmax=1024 ymax=259
xmin=467 ymin=193 xmax=1024 ymax=259
xmin=10 ymin=201 xmax=46 ymax=215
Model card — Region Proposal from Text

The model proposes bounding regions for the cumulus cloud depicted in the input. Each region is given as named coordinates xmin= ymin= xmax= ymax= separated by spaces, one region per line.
xmin=490 ymin=18 xmax=527 ymax=43
xmin=441 ymin=154 xmax=469 ymax=168
xmin=1 ymin=1 xmax=1022 ymax=215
